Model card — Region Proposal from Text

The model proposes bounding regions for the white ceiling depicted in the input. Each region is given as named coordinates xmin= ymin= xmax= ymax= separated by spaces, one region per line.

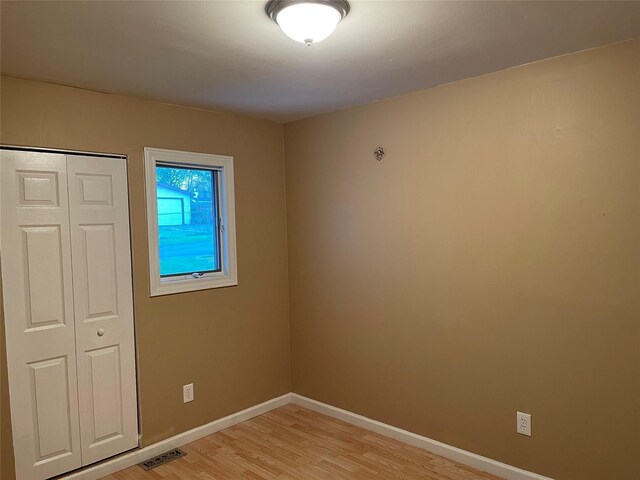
xmin=1 ymin=1 xmax=639 ymax=123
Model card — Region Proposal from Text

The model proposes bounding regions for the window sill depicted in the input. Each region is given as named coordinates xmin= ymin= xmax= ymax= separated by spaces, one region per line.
xmin=150 ymin=274 xmax=238 ymax=296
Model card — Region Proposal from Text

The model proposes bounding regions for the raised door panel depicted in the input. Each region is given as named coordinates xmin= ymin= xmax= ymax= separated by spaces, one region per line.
xmin=28 ymin=356 xmax=75 ymax=462
xmin=81 ymin=224 xmax=118 ymax=320
xmin=21 ymin=226 xmax=67 ymax=329
xmin=86 ymin=346 xmax=124 ymax=444
xmin=1 ymin=150 xmax=82 ymax=480
xmin=67 ymin=155 xmax=139 ymax=465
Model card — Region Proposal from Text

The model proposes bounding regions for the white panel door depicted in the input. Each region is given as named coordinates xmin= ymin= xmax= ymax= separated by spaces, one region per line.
xmin=0 ymin=150 xmax=83 ymax=480
xmin=66 ymin=155 xmax=139 ymax=465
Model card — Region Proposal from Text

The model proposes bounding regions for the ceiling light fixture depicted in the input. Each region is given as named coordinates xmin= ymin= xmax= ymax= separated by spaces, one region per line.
xmin=266 ymin=0 xmax=350 ymax=46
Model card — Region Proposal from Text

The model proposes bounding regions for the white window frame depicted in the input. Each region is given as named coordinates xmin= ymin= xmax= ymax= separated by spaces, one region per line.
xmin=144 ymin=147 xmax=237 ymax=296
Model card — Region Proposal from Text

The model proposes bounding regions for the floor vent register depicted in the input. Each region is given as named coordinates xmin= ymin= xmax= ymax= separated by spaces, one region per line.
xmin=138 ymin=448 xmax=186 ymax=471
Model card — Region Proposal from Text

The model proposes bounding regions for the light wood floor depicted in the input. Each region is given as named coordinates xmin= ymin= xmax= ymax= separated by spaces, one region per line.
xmin=103 ymin=404 xmax=503 ymax=480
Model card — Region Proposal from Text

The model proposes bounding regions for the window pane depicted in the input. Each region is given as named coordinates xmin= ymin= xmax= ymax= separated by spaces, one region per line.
xmin=156 ymin=165 xmax=220 ymax=277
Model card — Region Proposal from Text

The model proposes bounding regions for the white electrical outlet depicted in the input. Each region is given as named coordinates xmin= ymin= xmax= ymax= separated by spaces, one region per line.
xmin=517 ymin=411 xmax=532 ymax=436
xmin=183 ymin=383 xmax=194 ymax=403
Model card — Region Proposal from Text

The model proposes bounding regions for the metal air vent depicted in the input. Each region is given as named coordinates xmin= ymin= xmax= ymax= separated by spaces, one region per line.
xmin=138 ymin=448 xmax=186 ymax=471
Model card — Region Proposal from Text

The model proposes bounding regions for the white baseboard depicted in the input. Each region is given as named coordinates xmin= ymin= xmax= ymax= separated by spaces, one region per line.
xmin=60 ymin=393 xmax=291 ymax=480
xmin=59 ymin=392 xmax=553 ymax=480
xmin=290 ymin=393 xmax=554 ymax=480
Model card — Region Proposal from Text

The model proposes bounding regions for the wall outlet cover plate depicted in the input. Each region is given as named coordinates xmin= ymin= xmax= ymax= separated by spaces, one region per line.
xmin=517 ymin=411 xmax=532 ymax=436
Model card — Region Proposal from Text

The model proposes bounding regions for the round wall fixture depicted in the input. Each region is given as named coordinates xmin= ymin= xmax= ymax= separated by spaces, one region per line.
xmin=266 ymin=0 xmax=350 ymax=46
xmin=374 ymin=146 xmax=385 ymax=161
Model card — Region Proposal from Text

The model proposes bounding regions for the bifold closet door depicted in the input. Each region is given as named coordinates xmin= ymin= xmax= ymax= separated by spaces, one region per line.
xmin=2 ymin=150 xmax=138 ymax=480
xmin=1 ymin=151 xmax=83 ymax=480
xmin=67 ymin=155 xmax=138 ymax=465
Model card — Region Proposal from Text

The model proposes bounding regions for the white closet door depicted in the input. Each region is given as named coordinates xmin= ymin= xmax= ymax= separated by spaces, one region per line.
xmin=0 ymin=150 xmax=83 ymax=480
xmin=66 ymin=155 xmax=139 ymax=464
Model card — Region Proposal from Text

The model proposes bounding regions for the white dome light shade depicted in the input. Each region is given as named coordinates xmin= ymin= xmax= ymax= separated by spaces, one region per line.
xmin=277 ymin=3 xmax=341 ymax=44
xmin=266 ymin=1 xmax=350 ymax=45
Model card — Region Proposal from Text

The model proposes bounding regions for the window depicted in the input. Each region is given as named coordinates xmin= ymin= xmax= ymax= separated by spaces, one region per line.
xmin=144 ymin=148 xmax=237 ymax=296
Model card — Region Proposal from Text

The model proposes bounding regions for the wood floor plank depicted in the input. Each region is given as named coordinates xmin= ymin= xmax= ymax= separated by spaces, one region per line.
xmin=101 ymin=405 xmax=503 ymax=480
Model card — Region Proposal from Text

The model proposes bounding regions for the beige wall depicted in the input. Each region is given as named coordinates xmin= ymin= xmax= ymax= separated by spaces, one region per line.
xmin=1 ymin=275 xmax=16 ymax=480
xmin=0 ymin=76 xmax=291 ymax=480
xmin=284 ymin=39 xmax=640 ymax=480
